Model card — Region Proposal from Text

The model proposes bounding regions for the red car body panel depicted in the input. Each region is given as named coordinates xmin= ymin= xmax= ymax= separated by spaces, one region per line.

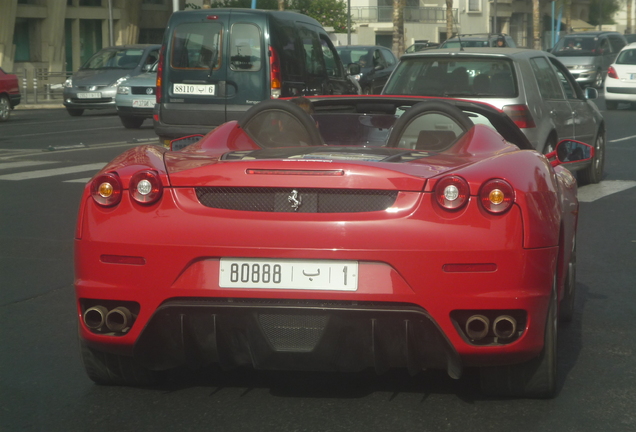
xmin=74 ymin=96 xmax=582 ymax=383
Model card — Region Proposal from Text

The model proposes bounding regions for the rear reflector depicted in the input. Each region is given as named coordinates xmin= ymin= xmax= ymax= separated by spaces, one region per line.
xmin=502 ymin=104 xmax=536 ymax=128
xmin=443 ymin=264 xmax=497 ymax=272
xmin=246 ymin=169 xmax=345 ymax=176
xmin=100 ymin=255 xmax=146 ymax=265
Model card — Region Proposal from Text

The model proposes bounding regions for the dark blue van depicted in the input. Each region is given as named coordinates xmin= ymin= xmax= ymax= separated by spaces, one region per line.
xmin=154 ymin=9 xmax=359 ymax=142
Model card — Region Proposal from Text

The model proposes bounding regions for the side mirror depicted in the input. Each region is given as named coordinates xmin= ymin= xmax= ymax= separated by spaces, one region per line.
xmin=170 ymin=134 xmax=205 ymax=151
xmin=548 ymin=139 xmax=594 ymax=167
xmin=585 ymin=87 xmax=598 ymax=100
xmin=347 ymin=63 xmax=361 ymax=75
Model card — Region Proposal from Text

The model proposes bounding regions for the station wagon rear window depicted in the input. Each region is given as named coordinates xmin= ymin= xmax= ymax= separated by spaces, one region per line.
xmin=383 ymin=57 xmax=517 ymax=98
xmin=171 ymin=22 xmax=223 ymax=70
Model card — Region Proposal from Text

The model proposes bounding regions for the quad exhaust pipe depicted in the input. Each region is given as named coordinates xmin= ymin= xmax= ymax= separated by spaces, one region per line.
xmin=464 ymin=314 xmax=518 ymax=341
xmin=83 ymin=305 xmax=134 ymax=333
xmin=465 ymin=314 xmax=490 ymax=341
xmin=493 ymin=315 xmax=517 ymax=340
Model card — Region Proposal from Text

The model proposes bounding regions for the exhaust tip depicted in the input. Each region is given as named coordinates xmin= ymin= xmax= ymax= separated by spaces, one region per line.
xmin=493 ymin=315 xmax=517 ymax=339
xmin=105 ymin=306 xmax=133 ymax=333
xmin=465 ymin=314 xmax=490 ymax=341
xmin=84 ymin=305 xmax=108 ymax=330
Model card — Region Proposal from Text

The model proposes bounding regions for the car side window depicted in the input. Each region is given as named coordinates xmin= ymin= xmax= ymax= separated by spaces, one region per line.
xmin=319 ymin=34 xmax=343 ymax=78
xmin=298 ymin=24 xmax=326 ymax=78
xmin=381 ymin=48 xmax=396 ymax=67
xmin=373 ymin=50 xmax=386 ymax=68
xmin=608 ymin=35 xmax=626 ymax=53
xmin=229 ymin=23 xmax=262 ymax=71
xmin=530 ymin=57 xmax=565 ymax=100
xmin=171 ymin=22 xmax=223 ymax=70
xmin=599 ymin=38 xmax=610 ymax=54
xmin=550 ymin=60 xmax=579 ymax=100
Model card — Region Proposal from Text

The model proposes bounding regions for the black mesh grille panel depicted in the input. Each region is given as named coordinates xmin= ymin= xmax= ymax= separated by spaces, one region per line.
xmin=258 ymin=313 xmax=328 ymax=352
xmin=195 ymin=187 xmax=398 ymax=213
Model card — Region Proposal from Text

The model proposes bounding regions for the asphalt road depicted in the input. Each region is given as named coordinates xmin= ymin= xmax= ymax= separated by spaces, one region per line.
xmin=1 ymin=103 xmax=635 ymax=432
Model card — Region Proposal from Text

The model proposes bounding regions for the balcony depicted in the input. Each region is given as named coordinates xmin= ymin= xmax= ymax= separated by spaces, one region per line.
xmin=350 ymin=6 xmax=458 ymax=24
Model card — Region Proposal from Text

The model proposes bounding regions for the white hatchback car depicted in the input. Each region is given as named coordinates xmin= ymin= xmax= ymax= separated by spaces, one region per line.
xmin=604 ymin=42 xmax=636 ymax=109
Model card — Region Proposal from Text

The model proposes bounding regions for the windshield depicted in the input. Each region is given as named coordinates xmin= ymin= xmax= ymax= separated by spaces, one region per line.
xmin=553 ymin=36 xmax=599 ymax=56
xmin=440 ymin=40 xmax=490 ymax=48
xmin=81 ymin=48 xmax=145 ymax=70
xmin=383 ymin=57 xmax=517 ymax=98
xmin=336 ymin=48 xmax=371 ymax=68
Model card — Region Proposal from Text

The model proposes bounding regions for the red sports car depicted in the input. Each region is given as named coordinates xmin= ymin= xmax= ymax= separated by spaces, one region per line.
xmin=74 ymin=96 xmax=592 ymax=398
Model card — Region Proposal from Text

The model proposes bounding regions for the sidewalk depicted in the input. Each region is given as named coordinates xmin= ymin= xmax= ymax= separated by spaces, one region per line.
xmin=15 ymin=100 xmax=65 ymax=110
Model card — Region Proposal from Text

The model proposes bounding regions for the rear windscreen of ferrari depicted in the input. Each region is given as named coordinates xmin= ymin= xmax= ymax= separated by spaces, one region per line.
xmin=384 ymin=57 xmax=517 ymax=98
xmin=171 ymin=22 xmax=223 ymax=70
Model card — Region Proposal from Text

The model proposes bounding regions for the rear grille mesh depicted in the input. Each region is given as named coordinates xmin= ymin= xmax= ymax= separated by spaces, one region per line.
xmin=258 ymin=313 xmax=328 ymax=352
xmin=195 ymin=187 xmax=398 ymax=213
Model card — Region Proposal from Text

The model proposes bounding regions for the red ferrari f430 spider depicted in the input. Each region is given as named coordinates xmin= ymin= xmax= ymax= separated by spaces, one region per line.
xmin=74 ymin=96 xmax=592 ymax=398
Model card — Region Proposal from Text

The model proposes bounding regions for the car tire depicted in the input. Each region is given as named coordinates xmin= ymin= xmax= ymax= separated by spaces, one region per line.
xmin=0 ymin=95 xmax=10 ymax=122
xmin=578 ymin=129 xmax=605 ymax=185
xmin=66 ymin=108 xmax=84 ymax=117
xmin=480 ymin=276 xmax=558 ymax=398
xmin=594 ymin=70 xmax=604 ymax=89
xmin=559 ymin=234 xmax=577 ymax=322
xmin=606 ymin=100 xmax=618 ymax=110
xmin=80 ymin=339 xmax=161 ymax=386
xmin=120 ymin=115 xmax=145 ymax=129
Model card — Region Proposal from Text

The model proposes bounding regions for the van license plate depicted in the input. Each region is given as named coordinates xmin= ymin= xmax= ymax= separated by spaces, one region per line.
xmin=173 ymin=83 xmax=216 ymax=96
xmin=132 ymin=99 xmax=155 ymax=107
xmin=77 ymin=92 xmax=101 ymax=99
xmin=219 ymin=258 xmax=358 ymax=291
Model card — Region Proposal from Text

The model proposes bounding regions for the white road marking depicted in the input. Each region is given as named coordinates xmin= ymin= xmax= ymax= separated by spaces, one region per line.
xmin=609 ymin=135 xmax=636 ymax=143
xmin=63 ymin=178 xmax=91 ymax=183
xmin=578 ymin=180 xmax=636 ymax=202
xmin=0 ymin=163 xmax=106 ymax=181
xmin=0 ymin=161 xmax=57 ymax=170
xmin=9 ymin=126 xmax=123 ymax=139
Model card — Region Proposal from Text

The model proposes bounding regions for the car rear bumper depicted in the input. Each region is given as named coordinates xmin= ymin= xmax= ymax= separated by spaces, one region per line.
xmin=116 ymin=105 xmax=154 ymax=118
xmin=605 ymin=84 xmax=636 ymax=101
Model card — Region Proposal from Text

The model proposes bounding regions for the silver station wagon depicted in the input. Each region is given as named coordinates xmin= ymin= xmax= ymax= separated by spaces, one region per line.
xmin=115 ymin=62 xmax=157 ymax=129
xmin=383 ymin=47 xmax=605 ymax=184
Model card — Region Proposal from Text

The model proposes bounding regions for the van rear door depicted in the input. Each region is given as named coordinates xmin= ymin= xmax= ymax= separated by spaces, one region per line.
xmin=162 ymin=13 xmax=229 ymax=129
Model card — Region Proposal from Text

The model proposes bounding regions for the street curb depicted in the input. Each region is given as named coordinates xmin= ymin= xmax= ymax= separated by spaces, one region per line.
xmin=15 ymin=104 xmax=65 ymax=110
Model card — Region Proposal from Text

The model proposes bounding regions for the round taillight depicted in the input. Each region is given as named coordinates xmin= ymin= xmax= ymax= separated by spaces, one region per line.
xmin=435 ymin=176 xmax=470 ymax=210
xmin=129 ymin=170 xmax=163 ymax=204
xmin=480 ymin=179 xmax=514 ymax=214
xmin=91 ymin=173 xmax=122 ymax=207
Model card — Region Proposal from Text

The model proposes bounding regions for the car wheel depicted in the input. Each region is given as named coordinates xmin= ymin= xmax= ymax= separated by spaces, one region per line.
xmin=606 ymin=100 xmax=618 ymax=110
xmin=594 ymin=70 xmax=604 ymax=88
xmin=120 ymin=115 xmax=145 ymax=129
xmin=480 ymin=276 xmax=558 ymax=398
xmin=578 ymin=129 xmax=605 ymax=185
xmin=0 ymin=95 xmax=10 ymax=122
xmin=80 ymin=339 xmax=161 ymax=386
xmin=66 ymin=108 xmax=84 ymax=117
xmin=559 ymin=234 xmax=577 ymax=322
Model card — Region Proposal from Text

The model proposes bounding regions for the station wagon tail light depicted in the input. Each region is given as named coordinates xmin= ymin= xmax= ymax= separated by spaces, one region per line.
xmin=479 ymin=179 xmax=514 ymax=214
xmin=129 ymin=170 xmax=163 ymax=204
xmin=269 ymin=45 xmax=282 ymax=99
xmin=607 ymin=66 xmax=619 ymax=79
xmin=502 ymin=104 xmax=536 ymax=129
xmin=435 ymin=176 xmax=470 ymax=210
xmin=91 ymin=173 xmax=122 ymax=207
xmin=156 ymin=47 xmax=165 ymax=104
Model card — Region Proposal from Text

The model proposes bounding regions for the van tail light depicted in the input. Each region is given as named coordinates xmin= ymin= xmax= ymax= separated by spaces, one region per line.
xmin=435 ymin=176 xmax=470 ymax=210
xmin=269 ymin=45 xmax=282 ymax=99
xmin=156 ymin=46 xmax=165 ymax=104
xmin=91 ymin=173 xmax=123 ymax=207
xmin=479 ymin=179 xmax=514 ymax=214
xmin=129 ymin=170 xmax=163 ymax=205
xmin=607 ymin=66 xmax=619 ymax=79
xmin=502 ymin=104 xmax=536 ymax=128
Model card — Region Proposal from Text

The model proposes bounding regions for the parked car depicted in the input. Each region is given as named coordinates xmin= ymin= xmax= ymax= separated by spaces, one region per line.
xmin=115 ymin=61 xmax=157 ymax=128
xmin=551 ymin=31 xmax=627 ymax=88
xmin=154 ymin=9 xmax=359 ymax=144
xmin=405 ymin=40 xmax=439 ymax=53
xmin=63 ymin=44 xmax=161 ymax=117
xmin=438 ymin=33 xmax=516 ymax=49
xmin=75 ymin=95 xmax=592 ymax=397
xmin=383 ymin=47 xmax=605 ymax=184
xmin=0 ymin=67 xmax=21 ymax=121
xmin=625 ymin=33 xmax=636 ymax=44
xmin=604 ymin=42 xmax=636 ymax=109
xmin=335 ymin=45 xmax=397 ymax=94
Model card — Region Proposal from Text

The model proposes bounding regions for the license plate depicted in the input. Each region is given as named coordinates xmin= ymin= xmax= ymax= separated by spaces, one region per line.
xmin=132 ymin=99 xmax=154 ymax=108
xmin=173 ymin=83 xmax=216 ymax=95
xmin=219 ymin=258 xmax=358 ymax=291
xmin=630 ymin=73 xmax=636 ymax=80
xmin=77 ymin=92 xmax=101 ymax=99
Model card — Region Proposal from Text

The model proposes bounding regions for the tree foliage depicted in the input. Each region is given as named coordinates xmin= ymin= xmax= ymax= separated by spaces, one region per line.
xmin=587 ymin=0 xmax=620 ymax=25
xmin=192 ymin=0 xmax=353 ymax=33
